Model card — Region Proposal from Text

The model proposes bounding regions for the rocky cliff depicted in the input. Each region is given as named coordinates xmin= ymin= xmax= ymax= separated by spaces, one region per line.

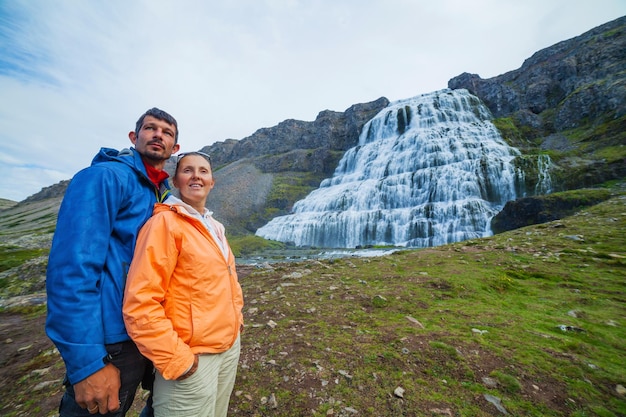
xmin=449 ymin=16 xmax=625 ymax=231
xmin=449 ymin=16 xmax=625 ymax=188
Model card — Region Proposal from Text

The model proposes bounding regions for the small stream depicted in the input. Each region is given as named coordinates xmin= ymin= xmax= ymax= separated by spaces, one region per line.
xmin=236 ymin=247 xmax=402 ymax=265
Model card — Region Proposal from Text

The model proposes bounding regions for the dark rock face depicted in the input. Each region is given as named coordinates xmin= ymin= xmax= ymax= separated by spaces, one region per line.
xmin=201 ymin=97 xmax=389 ymax=176
xmin=448 ymin=16 xmax=626 ymax=132
xmin=491 ymin=189 xmax=613 ymax=234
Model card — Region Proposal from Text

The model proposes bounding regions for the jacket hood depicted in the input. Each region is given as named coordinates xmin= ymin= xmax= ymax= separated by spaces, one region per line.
xmin=91 ymin=147 xmax=148 ymax=178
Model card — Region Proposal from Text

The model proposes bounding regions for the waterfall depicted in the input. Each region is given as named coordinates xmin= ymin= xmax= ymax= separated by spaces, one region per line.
xmin=256 ymin=89 xmax=522 ymax=248
xmin=535 ymin=154 xmax=553 ymax=195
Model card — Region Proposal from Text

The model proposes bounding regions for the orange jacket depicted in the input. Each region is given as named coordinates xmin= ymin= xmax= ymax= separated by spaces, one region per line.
xmin=123 ymin=203 xmax=244 ymax=380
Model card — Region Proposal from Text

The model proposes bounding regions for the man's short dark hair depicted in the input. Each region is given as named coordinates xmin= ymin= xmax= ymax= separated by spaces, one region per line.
xmin=135 ymin=108 xmax=179 ymax=143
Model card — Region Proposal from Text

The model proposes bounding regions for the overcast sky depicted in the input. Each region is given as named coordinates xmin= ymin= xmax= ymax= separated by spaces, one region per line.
xmin=1 ymin=1 xmax=624 ymax=202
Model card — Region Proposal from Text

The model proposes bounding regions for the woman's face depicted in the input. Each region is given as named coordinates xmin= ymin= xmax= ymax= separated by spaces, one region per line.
xmin=173 ymin=154 xmax=215 ymax=210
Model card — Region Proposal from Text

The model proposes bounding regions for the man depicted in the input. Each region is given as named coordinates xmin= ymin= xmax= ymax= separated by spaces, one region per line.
xmin=46 ymin=108 xmax=180 ymax=416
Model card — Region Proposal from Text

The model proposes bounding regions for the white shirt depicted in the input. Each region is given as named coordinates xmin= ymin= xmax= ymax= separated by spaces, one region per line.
xmin=164 ymin=196 xmax=229 ymax=261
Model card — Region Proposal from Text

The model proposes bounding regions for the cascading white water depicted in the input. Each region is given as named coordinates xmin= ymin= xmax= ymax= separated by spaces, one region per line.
xmin=256 ymin=89 xmax=522 ymax=248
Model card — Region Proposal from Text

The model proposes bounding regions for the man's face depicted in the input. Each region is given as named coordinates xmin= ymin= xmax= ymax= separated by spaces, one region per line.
xmin=129 ymin=115 xmax=180 ymax=167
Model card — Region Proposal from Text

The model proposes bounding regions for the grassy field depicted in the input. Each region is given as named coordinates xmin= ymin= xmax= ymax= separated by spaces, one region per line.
xmin=227 ymin=194 xmax=625 ymax=416
xmin=0 ymin=190 xmax=624 ymax=416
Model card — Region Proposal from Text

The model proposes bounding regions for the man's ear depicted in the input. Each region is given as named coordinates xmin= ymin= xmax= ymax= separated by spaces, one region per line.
xmin=172 ymin=143 xmax=181 ymax=154
xmin=128 ymin=131 xmax=137 ymax=145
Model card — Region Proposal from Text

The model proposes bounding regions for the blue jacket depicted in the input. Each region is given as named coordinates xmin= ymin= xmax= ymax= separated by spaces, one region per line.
xmin=45 ymin=147 xmax=171 ymax=384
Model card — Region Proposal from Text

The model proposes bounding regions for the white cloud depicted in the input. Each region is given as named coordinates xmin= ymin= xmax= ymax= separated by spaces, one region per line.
xmin=1 ymin=0 xmax=624 ymax=201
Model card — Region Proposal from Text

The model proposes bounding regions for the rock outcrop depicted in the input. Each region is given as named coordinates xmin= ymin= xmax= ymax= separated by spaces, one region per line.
xmin=201 ymin=97 xmax=390 ymax=176
xmin=448 ymin=16 xmax=626 ymax=132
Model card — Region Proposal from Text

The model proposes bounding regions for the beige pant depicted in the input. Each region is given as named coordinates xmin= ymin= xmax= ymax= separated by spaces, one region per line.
xmin=153 ymin=336 xmax=241 ymax=417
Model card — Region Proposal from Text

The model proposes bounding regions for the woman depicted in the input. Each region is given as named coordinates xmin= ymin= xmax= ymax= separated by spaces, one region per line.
xmin=123 ymin=151 xmax=244 ymax=417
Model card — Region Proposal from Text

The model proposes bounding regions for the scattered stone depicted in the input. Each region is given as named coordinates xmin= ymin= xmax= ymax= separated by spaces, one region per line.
xmin=567 ymin=310 xmax=579 ymax=318
xmin=268 ymin=393 xmax=278 ymax=409
xmin=343 ymin=406 xmax=358 ymax=414
xmin=33 ymin=380 xmax=62 ymax=391
xmin=4 ymin=338 xmax=13 ymax=344
xmin=267 ymin=320 xmax=278 ymax=329
xmin=405 ymin=316 xmax=424 ymax=328
xmin=482 ymin=377 xmax=498 ymax=388
xmin=484 ymin=394 xmax=508 ymax=414
xmin=17 ymin=344 xmax=32 ymax=353
xmin=31 ymin=367 xmax=51 ymax=377
xmin=393 ymin=386 xmax=405 ymax=398
xmin=338 ymin=370 xmax=353 ymax=380
xmin=616 ymin=384 xmax=626 ymax=396
xmin=558 ymin=324 xmax=585 ymax=332
xmin=429 ymin=408 xmax=453 ymax=416
xmin=472 ymin=328 xmax=488 ymax=335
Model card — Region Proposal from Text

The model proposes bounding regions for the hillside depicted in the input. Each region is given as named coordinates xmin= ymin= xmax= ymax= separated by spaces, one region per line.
xmin=1 ymin=185 xmax=624 ymax=416
xmin=0 ymin=199 xmax=17 ymax=211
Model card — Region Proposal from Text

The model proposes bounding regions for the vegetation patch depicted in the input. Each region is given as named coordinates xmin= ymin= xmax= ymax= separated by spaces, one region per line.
xmin=0 ymin=247 xmax=46 ymax=273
